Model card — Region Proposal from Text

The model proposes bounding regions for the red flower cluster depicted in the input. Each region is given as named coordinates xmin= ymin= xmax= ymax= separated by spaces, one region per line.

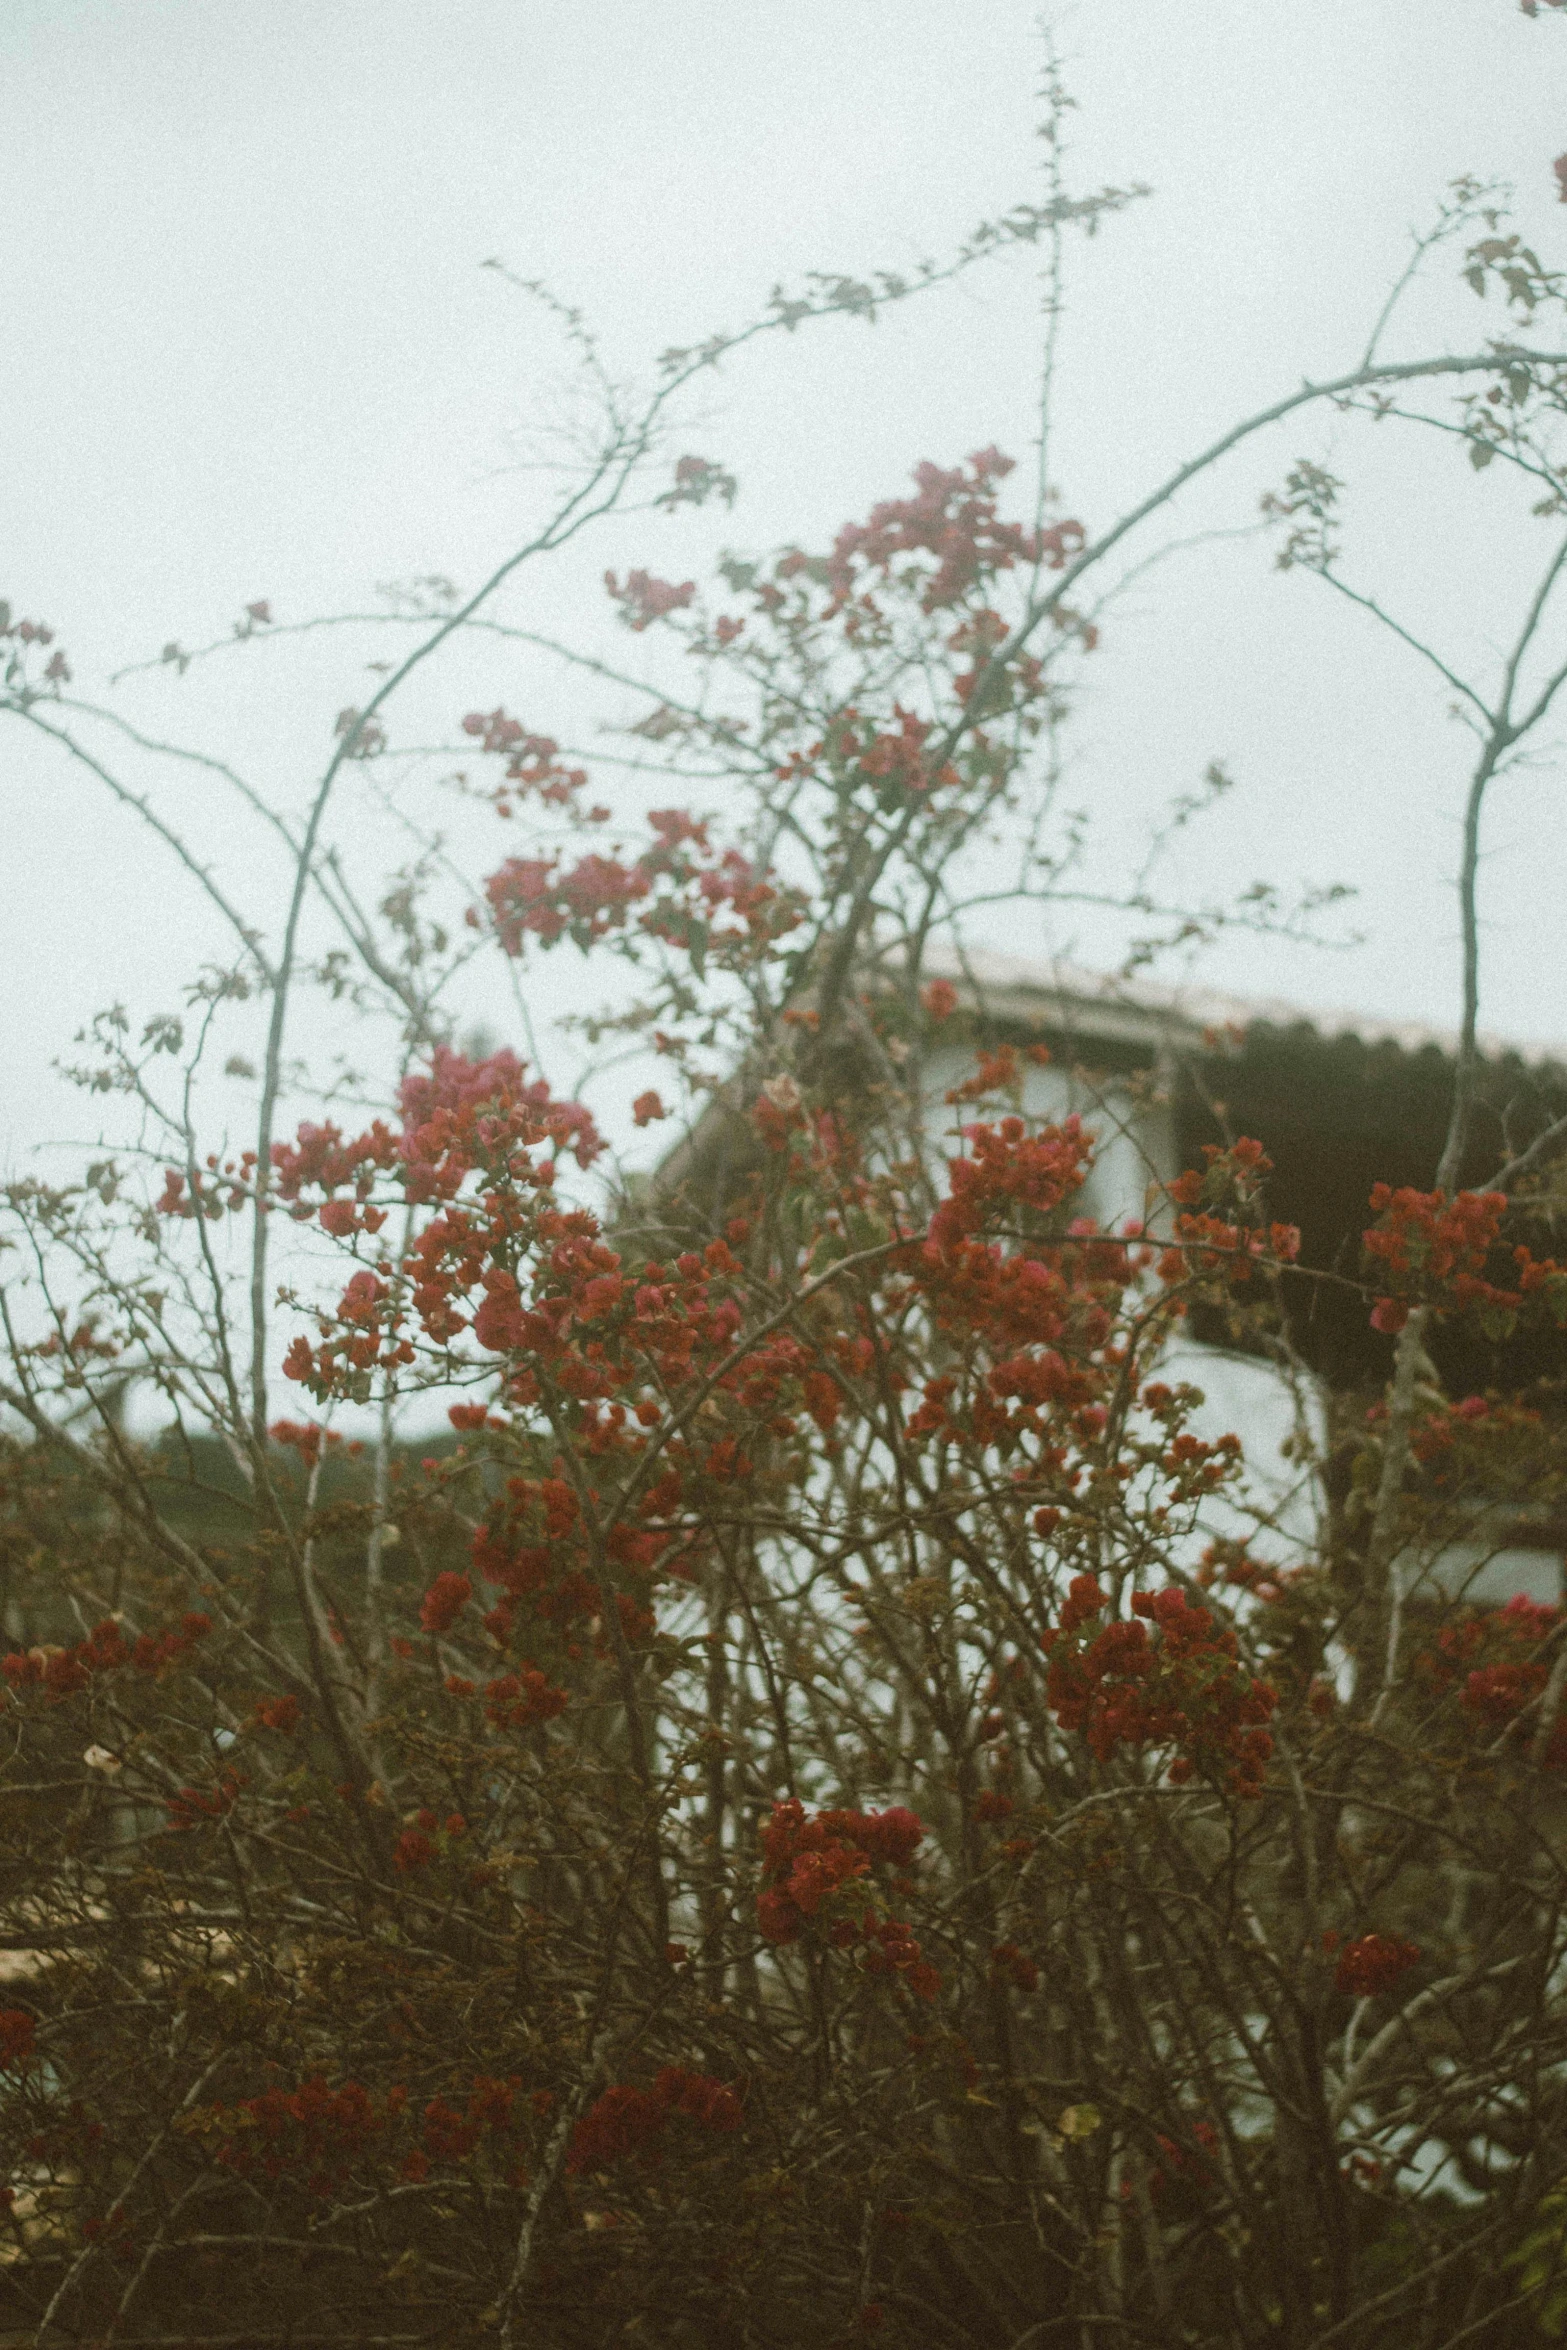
xmin=913 ymin=1120 xmax=1118 ymax=1402
xmin=0 ymin=2010 xmax=36 ymax=2070
xmin=485 ymin=851 xmax=648 ymax=950
xmin=604 ymin=569 xmax=696 ymax=631
xmin=166 ymin=1771 xmax=242 ymax=1832
xmin=567 ymin=2067 xmax=742 ymax=2173
xmin=752 ymin=1077 xmax=806 ymax=1155
xmin=282 ymin=1268 xmax=405 ymax=1394
xmin=132 ymin=1611 xmax=214 ymax=1671
xmin=1166 ymin=1137 xmax=1272 ymax=1205
xmin=155 ymin=1152 xmax=260 ymax=1222
xmin=757 ymin=1797 xmax=924 ymax=1945
xmin=482 ymin=811 xmax=801 ymax=968
xmin=269 ymin=1418 xmax=347 ymax=1469
xmin=829 ymin=703 xmax=962 ymax=801
xmin=1158 ymin=1212 xmax=1300 ymax=1290
xmin=1043 ymin=1576 xmax=1277 ymax=1796
xmin=1407 ymin=1391 xmax=1514 ymax=1463
xmin=206 ymin=2076 xmax=402 ymax=2193
xmin=459 ymin=709 xmax=587 ymax=812
xmin=401 ymin=1046 xmax=604 ymax=1181
xmin=892 ymin=1113 xmax=1154 ymax=1469
xmin=282 ymin=1116 xmax=798 ymax=1658
xmin=1332 ymin=1932 xmax=1420 ymax=1998
xmin=279 ymin=1067 xmax=611 ymax=1399
xmin=1362 ymin=1183 xmax=1567 ymax=1336
xmin=826 ymin=448 xmax=1083 ymax=613
xmin=1 ymin=611 xmax=59 ymax=648
xmin=251 ymin=1694 xmax=301 ymax=1733
xmin=853 ymin=1915 xmax=940 ymax=2001
xmin=948 ymin=602 xmax=1059 ymax=701
xmin=481 ymin=1665 xmax=570 ymax=1731
xmin=419 ymin=1572 xmax=471 ymax=1634
xmin=393 ymin=1808 xmax=467 ymax=1871
xmin=270 ymin=1118 xmax=400 ymax=1217
xmin=990 ymin=1940 xmax=1040 ymax=1992
xmin=1418 ymin=1593 xmax=1566 ymax=1758
xmin=1142 ymin=2119 xmax=1221 ymax=2204
xmin=199 ymin=2077 xmax=540 ymax=2199
xmin=3 ymin=1610 xmax=211 ymax=1700
xmin=28 ymin=1317 xmax=120 ymax=1365
xmin=404 ymin=2075 xmax=529 ymax=2180
xmin=267 ymin=1054 xmax=605 ymax=1304
xmin=202 ymin=2069 xmax=537 ymax=2199
xmin=928 ymin=1115 xmax=1095 ymax=1252
xmin=1158 ymin=1140 xmax=1298 ymax=1291
xmin=656 ymin=453 xmax=738 ymax=511
xmin=943 ymin=1043 xmax=1038 ymax=1104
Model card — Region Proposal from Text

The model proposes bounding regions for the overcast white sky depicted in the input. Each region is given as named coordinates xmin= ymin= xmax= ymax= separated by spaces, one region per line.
xmin=4 ymin=0 xmax=1567 ymax=1177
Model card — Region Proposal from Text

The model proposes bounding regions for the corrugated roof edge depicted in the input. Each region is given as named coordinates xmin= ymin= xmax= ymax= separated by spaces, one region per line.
xmin=638 ymin=951 xmax=1565 ymax=1204
xmin=917 ymin=945 xmax=1567 ymax=1068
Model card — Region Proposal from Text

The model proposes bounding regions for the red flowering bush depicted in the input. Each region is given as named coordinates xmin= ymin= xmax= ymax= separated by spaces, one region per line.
xmin=6 ymin=126 xmax=1567 ymax=2350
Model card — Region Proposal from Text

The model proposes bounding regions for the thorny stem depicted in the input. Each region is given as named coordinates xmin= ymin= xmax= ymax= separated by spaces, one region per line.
xmin=246 ymin=460 xmax=647 ymax=1454
xmin=226 ymin=204 xmax=1137 ymax=1456
xmin=1031 ymin=25 xmax=1071 ymax=547
xmin=33 ymin=2054 xmax=228 ymax=2345
xmin=2 ymin=166 xmax=1567 ymax=2350
xmin=806 ymin=345 xmax=1567 ymax=1045
xmin=1328 ymin=523 xmax=1567 ymax=1720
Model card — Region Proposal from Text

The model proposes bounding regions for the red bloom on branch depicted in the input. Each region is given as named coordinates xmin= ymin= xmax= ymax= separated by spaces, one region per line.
xmin=1334 ymin=1933 xmax=1420 ymax=1998
xmin=1361 ymin=1182 xmax=1566 ymax=1337
xmin=0 ymin=2011 xmax=36 ymax=2070
xmin=927 ymin=1115 xmax=1095 ymax=1252
xmin=990 ymin=1940 xmax=1039 ymax=1993
xmin=756 ymin=1798 xmax=927 ymax=1953
xmin=419 ymin=1572 xmax=471 ymax=1635
xmin=605 ymin=569 xmax=697 ymax=631
xmin=655 ymin=454 xmax=738 ymax=510
xmin=166 ymin=1772 xmax=241 ymax=1833
xmin=484 ymin=1665 xmax=569 ymax=1731
xmin=252 ymin=1694 xmax=301 ymax=1733
xmin=2 ymin=1609 xmax=213 ymax=1697
xmin=567 ymin=2068 xmax=741 ymax=2172
xmin=826 ymin=448 xmax=1083 ymax=613
xmin=1043 ymin=1577 xmax=1277 ymax=1796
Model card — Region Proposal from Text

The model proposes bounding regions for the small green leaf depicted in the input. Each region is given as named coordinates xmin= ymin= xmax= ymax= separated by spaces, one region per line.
xmin=1058 ymin=2102 xmax=1102 ymax=2140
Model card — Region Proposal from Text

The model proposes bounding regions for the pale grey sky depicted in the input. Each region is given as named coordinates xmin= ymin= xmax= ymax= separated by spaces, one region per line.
xmin=4 ymin=0 xmax=1566 ymax=1173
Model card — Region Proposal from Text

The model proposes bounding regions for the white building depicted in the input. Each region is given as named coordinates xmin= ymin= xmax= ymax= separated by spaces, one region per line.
xmin=655 ymin=951 xmax=1567 ymax=1606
